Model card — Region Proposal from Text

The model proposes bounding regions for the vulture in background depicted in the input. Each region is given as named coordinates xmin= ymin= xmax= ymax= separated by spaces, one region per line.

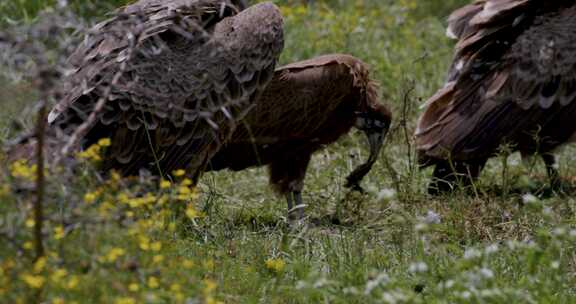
xmin=415 ymin=0 xmax=576 ymax=194
xmin=48 ymin=0 xmax=284 ymax=182
xmin=208 ymin=54 xmax=392 ymax=220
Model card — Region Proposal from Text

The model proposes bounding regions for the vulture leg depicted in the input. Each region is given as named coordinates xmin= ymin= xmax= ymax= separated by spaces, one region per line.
xmin=541 ymin=153 xmax=561 ymax=191
xmin=286 ymin=191 xmax=305 ymax=221
xmin=428 ymin=159 xmax=486 ymax=195
xmin=268 ymin=153 xmax=311 ymax=221
xmin=345 ymin=118 xmax=390 ymax=191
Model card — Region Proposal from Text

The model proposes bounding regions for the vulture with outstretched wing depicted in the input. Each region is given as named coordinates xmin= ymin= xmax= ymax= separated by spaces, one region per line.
xmin=208 ymin=54 xmax=392 ymax=220
xmin=415 ymin=0 xmax=576 ymax=193
xmin=48 ymin=0 xmax=284 ymax=181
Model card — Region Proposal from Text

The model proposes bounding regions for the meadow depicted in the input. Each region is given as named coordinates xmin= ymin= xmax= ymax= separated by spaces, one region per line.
xmin=1 ymin=0 xmax=576 ymax=303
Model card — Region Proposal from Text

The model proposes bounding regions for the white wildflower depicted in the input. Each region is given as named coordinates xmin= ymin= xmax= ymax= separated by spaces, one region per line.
xmin=365 ymin=272 xmax=390 ymax=295
xmin=480 ymin=288 xmax=502 ymax=298
xmin=377 ymin=188 xmax=396 ymax=201
xmin=463 ymin=248 xmax=482 ymax=260
xmin=425 ymin=210 xmax=441 ymax=224
xmin=408 ymin=262 xmax=428 ymax=273
xmin=552 ymin=227 xmax=566 ymax=236
xmin=415 ymin=223 xmax=428 ymax=232
xmin=479 ymin=267 xmax=494 ymax=279
xmin=522 ymin=193 xmax=539 ymax=204
xmin=484 ymin=244 xmax=499 ymax=255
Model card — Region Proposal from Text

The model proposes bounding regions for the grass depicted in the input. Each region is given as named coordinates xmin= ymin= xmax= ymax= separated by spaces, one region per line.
xmin=1 ymin=0 xmax=576 ymax=303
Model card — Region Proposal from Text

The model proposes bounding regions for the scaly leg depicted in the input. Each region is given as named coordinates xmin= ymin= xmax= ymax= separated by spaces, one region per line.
xmin=541 ymin=153 xmax=561 ymax=191
xmin=269 ymin=154 xmax=311 ymax=223
xmin=286 ymin=191 xmax=305 ymax=221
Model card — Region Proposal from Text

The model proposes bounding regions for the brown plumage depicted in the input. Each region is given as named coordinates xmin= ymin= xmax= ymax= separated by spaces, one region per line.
xmin=415 ymin=0 xmax=576 ymax=193
xmin=48 ymin=0 xmax=284 ymax=181
xmin=207 ymin=54 xmax=392 ymax=220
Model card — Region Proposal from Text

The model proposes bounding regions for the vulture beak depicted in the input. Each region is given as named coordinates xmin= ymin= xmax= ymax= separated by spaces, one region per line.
xmin=346 ymin=116 xmax=390 ymax=191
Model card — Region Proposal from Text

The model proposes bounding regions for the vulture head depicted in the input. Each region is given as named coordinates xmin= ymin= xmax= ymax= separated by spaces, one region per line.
xmin=213 ymin=2 xmax=283 ymax=55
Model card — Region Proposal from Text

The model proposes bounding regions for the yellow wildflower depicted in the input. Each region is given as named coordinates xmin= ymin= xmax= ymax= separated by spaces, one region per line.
xmin=52 ymin=298 xmax=64 ymax=304
xmin=84 ymin=192 xmax=98 ymax=204
xmin=168 ymin=222 xmax=176 ymax=232
xmin=178 ymin=185 xmax=191 ymax=195
xmin=157 ymin=195 xmax=169 ymax=205
xmin=151 ymin=242 xmax=162 ymax=252
xmin=21 ymin=274 xmax=45 ymax=289
xmin=66 ymin=276 xmax=79 ymax=290
xmin=160 ymin=179 xmax=171 ymax=189
xmin=53 ymin=226 xmax=65 ymax=240
xmin=265 ymin=258 xmax=286 ymax=273
xmin=117 ymin=192 xmax=130 ymax=204
xmin=173 ymin=169 xmax=186 ymax=177
xmin=98 ymin=201 xmax=114 ymax=217
xmin=170 ymin=283 xmax=181 ymax=292
xmin=203 ymin=259 xmax=214 ymax=270
xmin=77 ymin=144 xmax=102 ymax=162
xmin=174 ymin=293 xmax=184 ymax=303
xmin=152 ymin=255 xmax=164 ymax=264
xmin=25 ymin=219 xmax=35 ymax=228
xmin=10 ymin=160 xmax=37 ymax=181
xmin=0 ymin=184 xmax=10 ymax=197
xmin=51 ymin=269 xmax=67 ymax=283
xmin=180 ymin=178 xmax=193 ymax=186
xmin=203 ymin=278 xmax=217 ymax=295
xmin=139 ymin=236 xmax=150 ymax=251
xmin=23 ymin=241 xmax=33 ymax=250
xmin=33 ymin=257 xmax=47 ymax=274
xmin=109 ymin=170 xmax=122 ymax=184
xmin=183 ymin=259 xmax=194 ymax=269
xmin=206 ymin=297 xmax=223 ymax=304
xmin=185 ymin=206 xmax=200 ymax=219
xmin=106 ymin=248 xmax=126 ymax=263
xmin=97 ymin=138 xmax=111 ymax=147
xmin=128 ymin=283 xmax=139 ymax=292
xmin=147 ymin=276 xmax=159 ymax=289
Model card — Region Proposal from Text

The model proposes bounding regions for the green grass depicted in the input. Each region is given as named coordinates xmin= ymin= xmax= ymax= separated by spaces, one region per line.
xmin=1 ymin=0 xmax=576 ymax=303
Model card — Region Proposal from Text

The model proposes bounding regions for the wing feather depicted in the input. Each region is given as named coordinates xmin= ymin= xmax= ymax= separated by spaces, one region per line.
xmin=417 ymin=2 xmax=576 ymax=162
xmin=49 ymin=1 xmax=284 ymax=178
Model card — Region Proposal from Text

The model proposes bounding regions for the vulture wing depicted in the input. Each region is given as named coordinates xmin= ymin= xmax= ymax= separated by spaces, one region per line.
xmin=49 ymin=0 xmax=284 ymax=177
xmin=416 ymin=1 xmax=576 ymax=162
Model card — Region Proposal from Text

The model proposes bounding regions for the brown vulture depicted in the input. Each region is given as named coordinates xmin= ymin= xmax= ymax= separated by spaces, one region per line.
xmin=207 ymin=54 xmax=392 ymax=220
xmin=415 ymin=0 xmax=576 ymax=194
xmin=47 ymin=0 xmax=284 ymax=182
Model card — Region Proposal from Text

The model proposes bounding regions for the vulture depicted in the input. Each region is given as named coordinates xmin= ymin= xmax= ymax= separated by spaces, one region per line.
xmin=47 ymin=0 xmax=284 ymax=182
xmin=207 ymin=54 xmax=392 ymax=220
xmin=415 ymin=0 xmax=576 ymax=194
